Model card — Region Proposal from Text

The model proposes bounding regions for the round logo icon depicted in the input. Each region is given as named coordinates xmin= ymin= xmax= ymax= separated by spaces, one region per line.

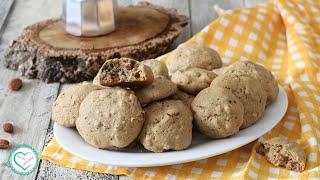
xmin=8 ymin=144 xmax=40 ymax=176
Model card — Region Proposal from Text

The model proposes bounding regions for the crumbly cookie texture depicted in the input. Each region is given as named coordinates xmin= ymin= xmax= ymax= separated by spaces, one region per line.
xmin=212 ymin=66 xmax=229 ymax=75
xmin=192 ymin=87 xmax=244 ymax=138
xmin=172 ymin=90 xmax=195 ymax=108
xmin=166 ymin=45 xmax=222 ymax=73
xmin=224 ymin=61 xmax=279 ymax=104
xmin=134 ymin=76 xmax=177 ymax=104
xmin=93 ymin=58 xmax=154 ymax=87
xmin=257 ymin=137 xmax=306 ymax=172
xmin=171 ymin=67 xmax=217 ymax=94
xmin=140 ymin=99 xmax=193 ymax=152
xmin=76 ymin=87 xmax=144 ymax=149
xmin=51 ymin=82 xmax=103 ymax=127
xmin=142 ymin=59 xmax=169 ymax=78
xmin=210 ymin=73 xmax=267 ymax=129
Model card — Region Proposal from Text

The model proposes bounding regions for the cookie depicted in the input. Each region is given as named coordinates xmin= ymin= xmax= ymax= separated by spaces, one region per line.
xmin=166 ymin=45 xmax=222 ymax=73
xmin=191 ymin=87 xmax=244 ymax=138
xmin=257 ymin=137 xmax=306 ymax=172
xmin=224 ymin=61 xmax=279 ymax=104
xmin=172 ymin=90 xmax=195 ymax=108
xmin=212 ymin=66 xmax=229 ymax=75
xmin=171 ymin=67 xmax=217 ymax=94
xmin=93 ymin=58 xmax=154 ymax=87
xmin=51 ymin=82 xmax=102 ymax=127
xmin=210 ymin=73 xmax=267 ymax=128
xmin=142 ymin=59 xmax=169 ymax=78
xmin=134 ymin=76 xmax=177 ymax=104
xmin=139 ymin=99 xmax=193 ymax=152
xmin=76 ymin=87 xmax=144 ymax=149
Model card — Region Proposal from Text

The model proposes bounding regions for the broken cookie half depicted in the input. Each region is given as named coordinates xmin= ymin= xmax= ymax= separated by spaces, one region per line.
xmin=93 ymin=58 xmax=154 ymax=87
xmin=257 ymin=137 xmax=306 ymax=172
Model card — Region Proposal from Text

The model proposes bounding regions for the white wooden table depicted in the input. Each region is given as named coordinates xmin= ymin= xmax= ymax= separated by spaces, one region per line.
xmin=0 ymin=0 xmax=267 ymax=179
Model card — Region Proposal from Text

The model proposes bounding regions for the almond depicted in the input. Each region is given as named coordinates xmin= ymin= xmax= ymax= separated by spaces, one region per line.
xmin=0 ymin=139 xmax=10 ymax=149
xmin=8 ymin=78 xmax=23 ymax=91
xmin=3 ymin=123 xmax=13 ymax=133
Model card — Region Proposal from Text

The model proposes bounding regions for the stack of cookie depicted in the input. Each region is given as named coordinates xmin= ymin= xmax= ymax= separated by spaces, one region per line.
xmin=51 ymin=44 xmax=279 ymax=153
xmin=191 ymin=58 xmax=279 ymax=138
xmin=51 ymin=57 xmax=192 ymax=152
xmin=167 ymin=45 xmax=278 ymax=139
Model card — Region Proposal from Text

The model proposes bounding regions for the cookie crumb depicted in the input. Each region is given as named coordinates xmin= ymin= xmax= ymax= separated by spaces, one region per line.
xmin=257 ymin=137 xmax=306 ymax=172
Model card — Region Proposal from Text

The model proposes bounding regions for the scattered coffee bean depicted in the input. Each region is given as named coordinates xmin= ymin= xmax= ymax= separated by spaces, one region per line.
xmin=3 ymin=123 xmax=13 ymax=133
xmin=8 ymin=78 xmax=23 ymax=91
xmin=0 ymin=139 xmax=10 ymax=149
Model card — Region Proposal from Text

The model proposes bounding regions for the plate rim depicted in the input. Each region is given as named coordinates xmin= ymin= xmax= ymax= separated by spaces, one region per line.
xmin=54 ymin=85 xmax=288 ymax=167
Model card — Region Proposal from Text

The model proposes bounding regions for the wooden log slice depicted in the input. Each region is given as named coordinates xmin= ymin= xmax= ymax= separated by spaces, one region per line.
xmin=4 ymin=2 xmax=188 ymax=83
xmin=39 ymin=8 xmax=170 ymax=50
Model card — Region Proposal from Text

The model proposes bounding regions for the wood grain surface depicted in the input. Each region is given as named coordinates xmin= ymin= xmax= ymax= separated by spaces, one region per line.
xmin=0 ymin=0 xmax=268 ymax=179
xmin=0 ymin=0 xmax=14 ymax=36
xmin=0 ymin=0 xmax=60 ymax=179
xmin=39 ymin=8 xmax=170 ymax=50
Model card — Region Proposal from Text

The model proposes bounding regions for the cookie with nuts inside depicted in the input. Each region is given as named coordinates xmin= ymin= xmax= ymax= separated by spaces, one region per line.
xmin=257 ymin=137 xmax=306 ymax=172
xmin=166 ymin=44 xmax=222 ymax=73
xmin=210 ymin=73 xmax=267 ymax=129
xmin=212 ymin=66 xmax=229 ymax=76
xmin=140 ymin=99 xmax=193 ymax=152
xmin=223 ymin=61 xmax=279 ymax=104
xmin=192 ymin=87 xmax=244 ymax=138
xmin=172 ymin=90 xmax=195 ymax=109
xmin=142 ymin=59 xmax=169 ymax=78
xmin=93 ymin=58 xmax=154 ymax=87
xmin=52 ymin=82 xmax=103 ymax=127
xmin=134 ymin=76 xmax=177 ymax=104
xmin=171 ymin=67 xmax=217 ymax=94
xmin=76 ymin=87 xmax=145 ymax=149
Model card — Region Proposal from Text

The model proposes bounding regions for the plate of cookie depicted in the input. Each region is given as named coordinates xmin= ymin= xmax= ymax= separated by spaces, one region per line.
xmin=53 ymin=45 xmax=288 ymax=167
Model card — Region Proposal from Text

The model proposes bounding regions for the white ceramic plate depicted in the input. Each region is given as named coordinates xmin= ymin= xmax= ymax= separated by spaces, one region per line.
xmin=54 ymin=86 xmax=288 ymax=167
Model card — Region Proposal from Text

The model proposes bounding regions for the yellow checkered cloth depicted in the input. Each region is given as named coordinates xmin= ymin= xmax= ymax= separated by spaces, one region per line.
xmin=41 ymin=0 xmax=320 ymax=179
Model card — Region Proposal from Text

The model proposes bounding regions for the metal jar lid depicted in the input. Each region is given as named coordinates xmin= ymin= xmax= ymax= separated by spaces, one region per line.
xmin=62 ymin=0 xmax=118 ymax=37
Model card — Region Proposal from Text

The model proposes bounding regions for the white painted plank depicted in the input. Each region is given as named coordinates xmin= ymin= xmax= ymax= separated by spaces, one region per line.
xmin=0 ymin=0 xmax=14 ymax=35
xmin=190 ymin=0 xmax=244 ymax=34
xmin=0 ymin=0 xmax=61 ymax=179
xmin=0 ymin=79 xmax=59 ymax=180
